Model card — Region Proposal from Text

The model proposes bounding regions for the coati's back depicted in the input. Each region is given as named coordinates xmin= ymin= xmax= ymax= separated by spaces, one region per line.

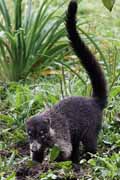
xmin=53 ymin=96 xmax=102 ymax=140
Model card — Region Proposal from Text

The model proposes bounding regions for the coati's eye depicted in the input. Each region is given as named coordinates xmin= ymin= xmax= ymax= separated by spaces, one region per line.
xmin=39 ymin=131 xmax=48 ymax=140
xmin=28 ymin=130 xmax=32 ymax=137
xmin=40 ymin=130 xmax=44 ymax=135
xmin=41 ymin=135 xmax=45 ymax=139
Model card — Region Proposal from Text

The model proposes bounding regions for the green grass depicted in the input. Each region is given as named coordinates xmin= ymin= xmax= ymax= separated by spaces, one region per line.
xmin=0 ymin=76 xmax=120 ymax=179
xmin=0 ymin=0 xmax=120 ymax=179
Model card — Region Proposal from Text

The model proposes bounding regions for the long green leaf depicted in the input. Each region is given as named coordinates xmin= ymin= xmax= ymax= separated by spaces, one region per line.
xmin=0 ymin=37 xmax=14 ymax=60
xmin=0 ymin=0 xmax=11 ymax=31
xmin=24 ymin=0 xmax=32 ymax=32
xmin=26 ymin=0 xmax=48 ymax=58
xmin=14 ymin=0 xmax=22 ymax=30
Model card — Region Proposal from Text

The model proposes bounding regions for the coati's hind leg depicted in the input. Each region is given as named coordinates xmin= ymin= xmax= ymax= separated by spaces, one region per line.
xmin=82 ymin=132 xmax=97 ymax=160
xmin=71 ymin=140 xmax=80 ymax=163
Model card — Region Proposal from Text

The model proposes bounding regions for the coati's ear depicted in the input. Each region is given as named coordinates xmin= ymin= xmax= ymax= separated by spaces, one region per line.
xmin=26 ymin=118 xmax=30 ymax=127
xmin=26 ymin=115 xmax=33 ymax=124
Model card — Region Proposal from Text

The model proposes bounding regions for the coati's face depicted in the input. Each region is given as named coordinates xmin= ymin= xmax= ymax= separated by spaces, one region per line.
xmin=26 ymin=115 xmax=51 ymax=153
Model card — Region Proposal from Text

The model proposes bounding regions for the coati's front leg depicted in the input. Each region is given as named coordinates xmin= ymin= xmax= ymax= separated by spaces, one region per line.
xmin=30 ymin=149 xmax=44 ymax=163
xmin=30 ymin=141 xmax=45 ymax=162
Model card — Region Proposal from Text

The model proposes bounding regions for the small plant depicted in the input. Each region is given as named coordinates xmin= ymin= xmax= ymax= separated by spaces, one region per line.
xmin=0 ymin=0 xmax=67 ymax=81
xmin=89 ymin=153 xmax=120 ymax=180
xmin=49 ymin=146 xmax=60 ymax=162
xmin=40 ymin=161 xmax=73 ymax=180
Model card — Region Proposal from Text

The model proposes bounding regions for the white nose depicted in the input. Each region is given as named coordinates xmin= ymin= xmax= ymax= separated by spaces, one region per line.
xmin=30 ymin=140 xmax=41 ymax=152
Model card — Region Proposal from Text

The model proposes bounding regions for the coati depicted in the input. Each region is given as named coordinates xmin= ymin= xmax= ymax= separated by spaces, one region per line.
xmin=26 ymin=0 xmax=107 ymax=163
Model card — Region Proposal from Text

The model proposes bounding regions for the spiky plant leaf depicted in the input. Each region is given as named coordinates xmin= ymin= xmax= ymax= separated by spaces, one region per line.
xmin=102 ymin=0 xmax=115 ymax=11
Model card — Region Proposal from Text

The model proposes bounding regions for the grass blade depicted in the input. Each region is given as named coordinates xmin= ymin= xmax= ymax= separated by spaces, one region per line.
xmin=0 ymin=0 xmax=11 ymax=31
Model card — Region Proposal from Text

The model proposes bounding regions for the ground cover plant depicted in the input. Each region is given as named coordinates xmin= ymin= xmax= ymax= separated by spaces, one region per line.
xmin=0 ymin=0 xmax=120 ymax=179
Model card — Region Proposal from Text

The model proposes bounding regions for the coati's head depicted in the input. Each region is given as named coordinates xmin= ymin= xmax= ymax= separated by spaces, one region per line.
xmin=26 ymin=114 xmax=54 ymax=153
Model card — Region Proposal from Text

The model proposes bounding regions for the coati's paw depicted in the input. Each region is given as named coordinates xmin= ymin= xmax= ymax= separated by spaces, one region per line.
xmin=30 ymin=150 xmax=44 ymax=163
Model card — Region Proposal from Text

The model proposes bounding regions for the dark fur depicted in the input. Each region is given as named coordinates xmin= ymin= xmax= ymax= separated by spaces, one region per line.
xmin=26 ymin=0 xmax=107 ymax=163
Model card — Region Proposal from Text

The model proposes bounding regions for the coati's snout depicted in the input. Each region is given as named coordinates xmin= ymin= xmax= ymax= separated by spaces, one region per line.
xmin=30 ymin=140 xmax=41 ymax=152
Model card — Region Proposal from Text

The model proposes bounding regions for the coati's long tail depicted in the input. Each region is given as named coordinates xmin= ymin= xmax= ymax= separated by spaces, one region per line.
xmin=66 ymin=0 xmax=107 ymax=109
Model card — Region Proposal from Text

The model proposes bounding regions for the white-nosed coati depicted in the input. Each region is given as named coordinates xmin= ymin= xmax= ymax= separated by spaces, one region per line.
xmin=26 ymin=0 xmax=107 ymax=163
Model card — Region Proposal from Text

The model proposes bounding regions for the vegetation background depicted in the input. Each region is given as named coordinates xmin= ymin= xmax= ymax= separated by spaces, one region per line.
xmin=0 ymin=0 xmax=120 ymax=179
